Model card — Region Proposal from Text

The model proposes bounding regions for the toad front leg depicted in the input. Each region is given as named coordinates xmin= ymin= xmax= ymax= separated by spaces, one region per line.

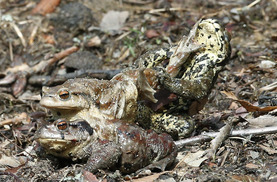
xmin=84 ymin=140 xmax=122 ymax=173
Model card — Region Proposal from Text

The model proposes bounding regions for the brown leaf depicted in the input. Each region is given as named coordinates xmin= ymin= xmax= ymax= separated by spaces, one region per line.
xmin=221 ymin=91 xmax=277 ymax=112
xmin=31 ymin=0 xmax=61 ymax=15
xmin=145 ymin=29 xmax=160 ymax=39
xmin=83 ymin=170 xmax=99 ymax=182
xmin=42 ymin=34 xmax=56 ymax=45
xmin=176 ymin=150 xmax=207 ymax=168
xmin=12 ymin=74 xmax=27 ymax=97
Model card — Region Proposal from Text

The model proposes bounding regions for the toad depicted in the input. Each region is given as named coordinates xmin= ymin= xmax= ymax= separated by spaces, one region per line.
xmin=40 ymin=78 xmax=139 ymax=138
xmin=35 ymin=118 xmax=177 ymax=174
xmin=113 ymin=19 xmax=231 ymax=138
xmin=40 ymin=19 xmax=231 ymax=139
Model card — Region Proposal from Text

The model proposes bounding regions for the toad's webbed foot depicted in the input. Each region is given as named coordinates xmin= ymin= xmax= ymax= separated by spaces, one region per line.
xmin=135 ymin=142 xmax=177 ymax=175
xmin=151 ymin=113 xmax=195 ymax=139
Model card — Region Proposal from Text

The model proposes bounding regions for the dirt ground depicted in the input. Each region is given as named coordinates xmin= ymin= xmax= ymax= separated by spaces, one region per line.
xmin=0 ymin=0 xmax=277 ymax=181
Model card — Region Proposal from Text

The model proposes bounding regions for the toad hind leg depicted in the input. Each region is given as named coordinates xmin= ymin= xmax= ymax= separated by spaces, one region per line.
xmin=151 ymin=113 xmax=195 ymax=139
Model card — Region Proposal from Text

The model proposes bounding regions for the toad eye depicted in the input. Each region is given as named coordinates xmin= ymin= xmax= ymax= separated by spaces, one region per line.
xmin=56 ymin=120 xmax=68 ymax=130
xmin=58 ymin=90 xmax=70 ymax=100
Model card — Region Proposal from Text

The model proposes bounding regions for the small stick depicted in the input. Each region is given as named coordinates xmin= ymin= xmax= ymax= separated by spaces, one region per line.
xmin=175 ymin=126 xmax=277 ymax=149
xmin=206 ymin=116 xmax=236 ymax=158
xmin=259 ymin=81 xmax=277 ymax=92
xmin=4 ymin=45 xmax=79 ymax=75
xmin=9 ymin=40 xmax=13 ymax=61
xmin=36 ymin=45 xmax=80 ymax=72
xmin=149 ymin=7 xmax=188 ymax=14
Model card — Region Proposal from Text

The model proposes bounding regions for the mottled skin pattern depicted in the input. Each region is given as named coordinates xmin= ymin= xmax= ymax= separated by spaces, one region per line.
xmin=115 ymin=19 xmax=231 ymax=138
xmin=36 ymin=119 xmax=177 ymax=174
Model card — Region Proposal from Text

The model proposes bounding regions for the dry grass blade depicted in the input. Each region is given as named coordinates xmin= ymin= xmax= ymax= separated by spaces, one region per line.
xmin=10 ymin=22 xmax=26 ymax=47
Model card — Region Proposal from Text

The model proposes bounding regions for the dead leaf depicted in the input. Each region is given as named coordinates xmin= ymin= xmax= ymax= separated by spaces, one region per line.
xmin=31 ymin=0 xmax=61 ymax=15
xmin=128 ymin=171 xmax=167 ymax=182
xmin=221 ymin=91 xmax=277 ymax=112
xmin=229 ymin=175 xmax=257 ymax=182
xmin=83 ymin=170 xmax=100 ymax=182
xmin=0 ymin=155 xmax=22 ymax=168
xmin=248 ymin=115 xmax=277 ymax=128
xmin=177 ymin=150 xmax=208 ymax=168
xmin=229 ymin=102 xmax=239 ymax=110
xmin=100 ymin=11 xmax=129 ymax=35
xmin=85 ymin=36 xmax=101 ymax=47
xmin=12 ymin=74 xmax=27 ymax=97
xmin=145 ymin=29 xmax=160 ymax=38
xmin=249 ymin=150 xmax=259 ymax=159
xmin=42 ymin=34 xmax=56 ymax=45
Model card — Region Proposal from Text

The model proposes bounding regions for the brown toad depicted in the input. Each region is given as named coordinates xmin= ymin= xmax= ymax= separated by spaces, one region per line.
xmin=35 ymin=118 xmax=177 ymax=174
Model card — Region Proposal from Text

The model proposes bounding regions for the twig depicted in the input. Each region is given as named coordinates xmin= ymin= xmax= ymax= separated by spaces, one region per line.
xmin=247 ymin=0 xmax=261 ymax=8
xmin=149 ymin=7 xmax=188 ymax=14
xmin=4 ymin=45 xmax=79 ymax=75
xmin=39 ymin=46 xmax=80 ymax=72
xmin=219 ymin=148 xmax=230 ymax=167
xmin=205 ymin=116 xmax=237 ymax=158
xmin=122 ymin=0 xmax=154 ymax=5
xmin=175 ymin=125 xmax=277 ymax=149
xmin=259 ymin=81 xmax=277 ymax=92
xmin=9 ymin=40 xmax=13 ymax=61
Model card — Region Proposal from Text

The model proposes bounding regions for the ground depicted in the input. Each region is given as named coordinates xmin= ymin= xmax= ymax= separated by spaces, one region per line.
xmin=0 ymin=0 xmax=277 ymax=181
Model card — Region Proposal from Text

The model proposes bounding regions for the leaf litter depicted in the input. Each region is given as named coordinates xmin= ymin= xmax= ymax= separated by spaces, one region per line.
xmin=0 ymin=0 xmax=277 ymax=181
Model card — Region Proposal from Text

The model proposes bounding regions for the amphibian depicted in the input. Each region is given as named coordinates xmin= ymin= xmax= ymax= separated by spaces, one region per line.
xmin=40 ymin=19 xmax=231 ymax=139
xmin=35 ymin=118 xmax=177 ymax=174
xmin=40 ymin=78 xmax=139 ymax=138
xmin=114 ymin=19 xmax=231 ymax=138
